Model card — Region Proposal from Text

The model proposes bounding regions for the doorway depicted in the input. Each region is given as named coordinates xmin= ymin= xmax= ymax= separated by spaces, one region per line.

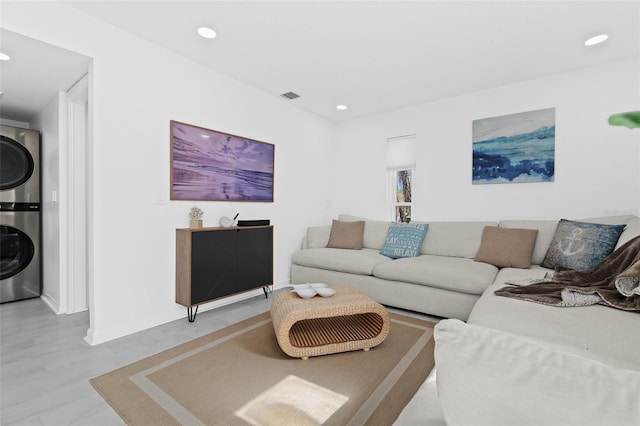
xmin=63 ymin=75 xmax=90 ymax=314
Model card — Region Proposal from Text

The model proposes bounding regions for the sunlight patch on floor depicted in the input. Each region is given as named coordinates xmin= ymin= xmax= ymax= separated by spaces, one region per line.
xmin=235 ymin=375 xmax=349 ymax=426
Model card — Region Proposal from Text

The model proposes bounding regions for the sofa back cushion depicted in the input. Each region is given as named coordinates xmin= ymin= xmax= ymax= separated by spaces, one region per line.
xmin=474 ymin=226 xmax=538 ymax=268
xmin=305 ymin=225 xmax=331 ymax=248
xmin=577 ymin=215 xmax=638 ymax=250
xmin=422 ymin=222 xmax=497 ymax=258
xmin=499 ymin=220 xmax=559 ymax=265
xmin=339 ymin=214 xmax=390 ymax=250
xmin=616 ymin=217 xmax=640 ymax=249
xmin=340 ymin=216 xmax=496 ymax=258
xmin=327 ymin=215 xmax=638 ymax=261
xmin=326 ymin=220 xmax=365 ymax=249
xmin=578 ymin=214 xmax=636 ymax=225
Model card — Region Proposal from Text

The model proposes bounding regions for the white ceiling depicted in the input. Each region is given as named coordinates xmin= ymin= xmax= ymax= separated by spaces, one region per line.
xmin=1 ymin=1 xmax=639 ymax=123
xmin=0 ymin=29 xmax=91 ymax=123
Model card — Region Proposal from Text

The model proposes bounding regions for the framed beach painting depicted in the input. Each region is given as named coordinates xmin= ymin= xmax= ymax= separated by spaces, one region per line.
xmin=170 ymin=120 xmax=274 ymax=201
xmin=472 ymin=107 xmax=555 ymax=184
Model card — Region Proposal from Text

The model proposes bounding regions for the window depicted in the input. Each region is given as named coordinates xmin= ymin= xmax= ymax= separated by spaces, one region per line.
xmin=391 ymin=169 xmax=413 ymax=222
xmin=387 ymin=135 xmax=416 ymax=223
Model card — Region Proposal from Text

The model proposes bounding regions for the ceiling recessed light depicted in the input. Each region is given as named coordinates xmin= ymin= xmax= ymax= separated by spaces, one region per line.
xmin=336 ymin=105 xmax=348 ymax=110
xmin=585 ymin=34 xmax=608 ymax=46
xmin=0 ymin=52 xmax=10 ymax=61
xmin=197 ymin=27 xmax=217 ymax=39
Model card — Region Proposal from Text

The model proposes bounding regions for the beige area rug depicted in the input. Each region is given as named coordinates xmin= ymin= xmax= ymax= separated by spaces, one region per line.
xmin=91 ymin=311 xmax=435 ymax=426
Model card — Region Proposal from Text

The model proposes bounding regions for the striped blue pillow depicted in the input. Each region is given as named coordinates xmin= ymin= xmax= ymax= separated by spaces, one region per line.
xmin=380 ymin=222 xmax=429 ymax=259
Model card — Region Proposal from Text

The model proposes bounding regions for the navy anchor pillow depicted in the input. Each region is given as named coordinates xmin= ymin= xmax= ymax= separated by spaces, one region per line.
xmin=380 ymin=222 xmax=429 ymax=259
xmin=541 ymin=219 xmax=626 ymax=271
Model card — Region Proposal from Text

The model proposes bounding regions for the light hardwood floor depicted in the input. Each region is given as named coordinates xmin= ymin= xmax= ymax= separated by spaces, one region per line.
xmin=1 ymin=292 xmax=437 ymax=425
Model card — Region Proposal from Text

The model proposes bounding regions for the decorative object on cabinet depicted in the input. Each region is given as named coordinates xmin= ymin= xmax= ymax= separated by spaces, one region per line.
xmin=237 ymin=219 xmax=270 ymax=227
xmin=170 ymin=120 xmax=274 ymax=202
xmin=189 ymin=206 xmax=204 ymax=228
xmin=472 ymin=107 xmax=555 ymax=185
xmin=176 ymin=225 xmax=273 ymax=322
xmin=219 ymin=213 xmax=238 ymax=228
xmin=219 ymin=216 xmax=233 ymax=227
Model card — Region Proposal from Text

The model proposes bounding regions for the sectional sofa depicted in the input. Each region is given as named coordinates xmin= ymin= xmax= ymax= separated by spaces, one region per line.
xmin=291 ymin=213 xmax=640 ymax=425
xmin=291 ymin=213 xmax=639 ymax=319
xmin=292 ymin=214 xmax=508 ymax=320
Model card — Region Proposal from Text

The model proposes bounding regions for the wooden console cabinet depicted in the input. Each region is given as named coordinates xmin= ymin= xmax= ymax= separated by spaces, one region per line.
xmin=176 ymin=225 xmax=273 ymax=321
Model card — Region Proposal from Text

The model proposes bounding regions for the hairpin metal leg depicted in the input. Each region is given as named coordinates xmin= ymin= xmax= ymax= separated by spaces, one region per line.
xmin=187 ymin=306 xmax=199 ymax=322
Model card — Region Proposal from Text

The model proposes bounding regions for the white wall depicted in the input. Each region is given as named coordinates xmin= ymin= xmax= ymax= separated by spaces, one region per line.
xmin=29 ymin=93 xmax=64 ymax=313
xmin=332 ymin=58 xmax=640 ymax=222
xmin=3 ymin=2 xmax=335 ymax=344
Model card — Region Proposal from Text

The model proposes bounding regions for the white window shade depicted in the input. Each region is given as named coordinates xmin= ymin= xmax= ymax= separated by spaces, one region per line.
xmin=386 ymin=135 xmax=416 ymax=170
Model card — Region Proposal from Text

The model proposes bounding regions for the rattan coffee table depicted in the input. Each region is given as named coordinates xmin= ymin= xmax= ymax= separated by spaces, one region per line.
xmin=270 ymin=286 xmax=390 ymax=359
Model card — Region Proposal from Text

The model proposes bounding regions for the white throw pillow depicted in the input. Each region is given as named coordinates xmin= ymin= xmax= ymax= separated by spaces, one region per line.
xmin=434 ymin=319 xmax=640 ymax=426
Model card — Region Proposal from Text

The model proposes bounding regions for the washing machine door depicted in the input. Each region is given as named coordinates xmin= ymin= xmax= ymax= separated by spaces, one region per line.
xmin=0 ymin=224 xmax=35 ymax=280
xmin=0 ymin=135 xmax=35 ymax=191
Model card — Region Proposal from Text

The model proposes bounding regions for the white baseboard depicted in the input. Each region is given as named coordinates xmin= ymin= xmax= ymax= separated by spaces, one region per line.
xmin=40 ymin=293 xmax=62 ymax=315
xmin=84 ymin=281 xmax=292 ymax=346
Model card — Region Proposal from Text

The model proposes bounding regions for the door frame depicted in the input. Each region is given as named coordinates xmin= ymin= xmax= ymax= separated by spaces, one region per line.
xmin=62 ymin=74 xmax=91 ymax=315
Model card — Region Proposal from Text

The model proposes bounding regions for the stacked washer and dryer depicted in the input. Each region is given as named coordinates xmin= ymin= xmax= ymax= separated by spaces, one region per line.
xmin=0 ymin=124 xmax=42 ymax=303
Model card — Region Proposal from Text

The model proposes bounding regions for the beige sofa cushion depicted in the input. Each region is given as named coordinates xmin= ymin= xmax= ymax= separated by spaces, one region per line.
xmin=373 ymin=254 xmax=498 ymax=295
xmin=435 ymin=319 xmax=640 ymax=426
xmin=474 ymin=226 xmax=538 ymax=268
xmin=338 ymin=214 xmax=390 ymax=250
xmin=292 ymin=248 xmax=389 ymax=276
xmin=470 ymin=268 xmax=640 ymax=371
xmin=326 ymin=220 xmax=365 ymax=249
xmin=339 ymin=216 xmax=498 ymax=259
xmin=617 ymin=217 xmax=640 ymax=249
xmin=578 ymin=214 xmax=635 ymax=225
xmin=577 ymin=215 xmax=638 ymax=250
xmin=498 ymin=220 xmax=558 ymax=265
xmin=305 ymin=225 xmax=331 ymax=248
xmin=422 ymin=222 xmax=497 ymax=258
xmin=327 ymin=215 xmax=636 ymax=255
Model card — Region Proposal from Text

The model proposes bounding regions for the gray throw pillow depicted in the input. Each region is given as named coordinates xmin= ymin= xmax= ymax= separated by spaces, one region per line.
xmin=326 ymin=220 xmax=365 ymax=249
xmin=541 ymin=219 xmax=626 ymax=271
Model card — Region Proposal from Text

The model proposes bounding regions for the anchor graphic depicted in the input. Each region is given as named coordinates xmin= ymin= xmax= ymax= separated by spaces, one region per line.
xmin=558 ymin=228 xmax=586 ymax=256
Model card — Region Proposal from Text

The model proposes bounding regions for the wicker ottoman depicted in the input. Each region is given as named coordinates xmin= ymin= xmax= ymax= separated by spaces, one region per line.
xmin=270 ymin=286 xmax=390 ymax=359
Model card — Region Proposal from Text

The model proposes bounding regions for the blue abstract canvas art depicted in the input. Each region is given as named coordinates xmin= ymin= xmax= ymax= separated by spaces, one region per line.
xmin=472 ymin=108 xmax=555 ymax=184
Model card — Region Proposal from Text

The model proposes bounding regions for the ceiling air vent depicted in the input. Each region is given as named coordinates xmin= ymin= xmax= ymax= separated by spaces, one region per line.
xmin=280 ymin=91 xmax=300 ymax=100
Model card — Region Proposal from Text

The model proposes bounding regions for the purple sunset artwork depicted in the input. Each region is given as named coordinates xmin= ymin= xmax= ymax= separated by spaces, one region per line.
xmin=170 ymin=121 xmax=274 ymax=201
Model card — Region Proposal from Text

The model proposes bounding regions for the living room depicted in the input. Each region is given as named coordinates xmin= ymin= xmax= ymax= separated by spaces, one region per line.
xmin=2 ymin=0 xmax=637 ymax=346
xmin=1 ymin=1 xmax=639 ymax=423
